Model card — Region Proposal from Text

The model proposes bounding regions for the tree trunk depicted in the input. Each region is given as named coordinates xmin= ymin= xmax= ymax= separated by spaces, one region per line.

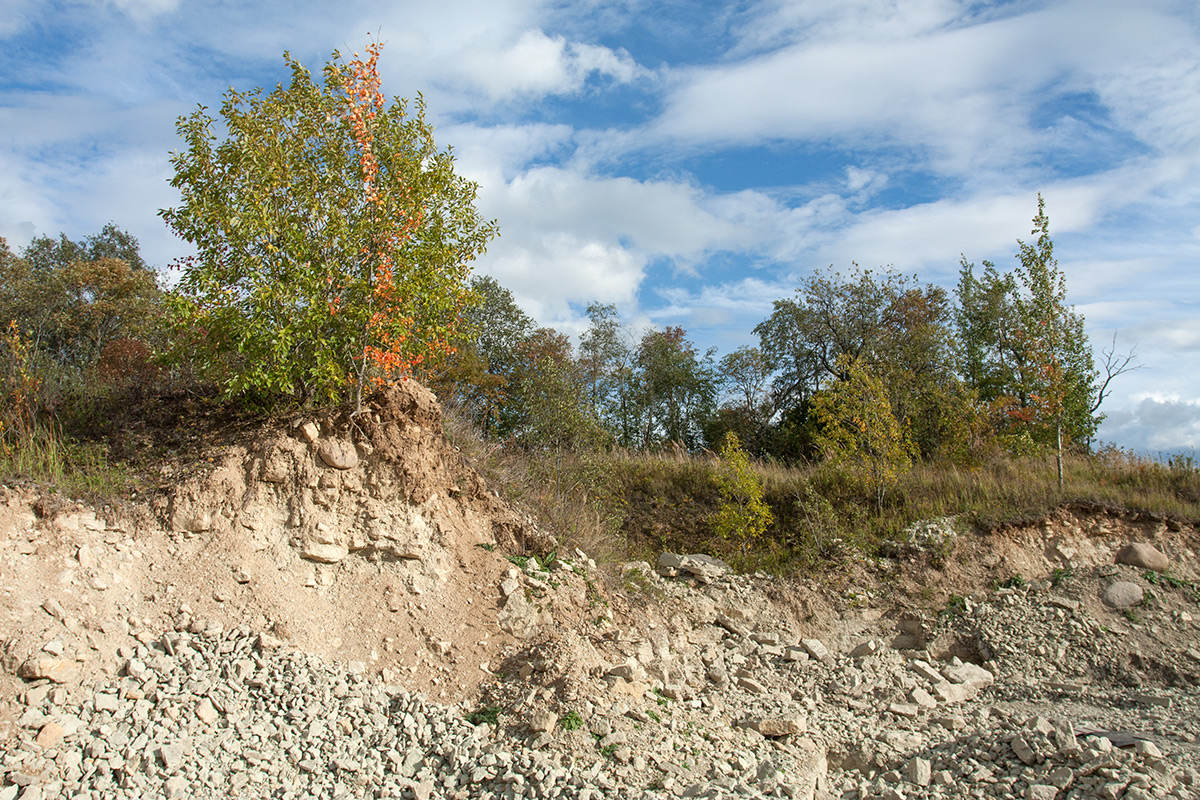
xmin=1055 ymin=419 xmax=1064 ymax=492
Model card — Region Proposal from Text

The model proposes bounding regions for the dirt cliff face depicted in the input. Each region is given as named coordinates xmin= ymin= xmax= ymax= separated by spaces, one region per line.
xmin=3 ymin=380 xmax=1200 ymax=799
xmin=0 ymin=379 xmax=574 ymax=740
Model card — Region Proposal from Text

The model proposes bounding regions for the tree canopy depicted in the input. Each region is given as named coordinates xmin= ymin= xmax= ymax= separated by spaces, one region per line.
xmin=160 ymin=43 xmax=497 ymax=407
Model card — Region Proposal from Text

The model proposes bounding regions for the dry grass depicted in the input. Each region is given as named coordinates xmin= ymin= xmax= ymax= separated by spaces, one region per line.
xmin=446 ymin=415 xmax=1200 ymax=576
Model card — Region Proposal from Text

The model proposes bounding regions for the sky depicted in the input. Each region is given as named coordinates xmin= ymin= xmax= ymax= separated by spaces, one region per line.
xmin=2 ymin=0 xmax=1199 ymax=452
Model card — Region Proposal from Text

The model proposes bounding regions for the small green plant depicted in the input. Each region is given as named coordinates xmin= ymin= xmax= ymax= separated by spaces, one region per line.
xmin=1050 ymin=566 xmax=1074 ymax=587
xmin=646 ymin=708 xmax=661 ymax=723
xmin=465 ymin=706 xmax=503 ymax=726
xmin=1122 ymin=608 xmax=1141 ymax=624
xmin=475 ymin=542 xmax=495 ymax=552
xmin=560 ymin=711 xmax=582 ymax=731
xmin=506 ymin=554 xmax=530 ymax=569
xmin=942 ymin=594 xmax=967 ymax=617
xmin=995 ymin=574 xmax=1026 ymax=591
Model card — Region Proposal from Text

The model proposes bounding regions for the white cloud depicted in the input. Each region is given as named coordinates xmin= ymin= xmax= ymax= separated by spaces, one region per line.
xmin=652 ymin=0 xmax=1200 ymax=179
xmin=1099 ymin=394 xmax=1200 ymax=453
xmin=0 ymin=0 xmax=39 ymax=37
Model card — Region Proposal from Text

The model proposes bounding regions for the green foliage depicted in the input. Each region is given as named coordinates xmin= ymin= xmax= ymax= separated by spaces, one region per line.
xmin=809 ymin=356 xmax=915 ymax=508
xmin=0 ymin=229 xmax=161 ymax=373
xmin=465 ymin=706 xmax=503 ymax=726
xmin=1050 ymin=565 xmax=1074 ymax=587
xmin=956 ymin=196 xmax=1098 ymax=454
xmin=160 ymin=46 xmax=495 ymax=406
xmin=711 ymin=432 xmax=773 ymax=555
xmin=560 ymin=711 xmax=583 ymax=731
xmin=634 ymin=326 xmax=717 ymax=450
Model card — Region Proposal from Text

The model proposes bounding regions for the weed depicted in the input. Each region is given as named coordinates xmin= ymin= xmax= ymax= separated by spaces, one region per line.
xmin=475 ymin=542 xmax=495 ymax=552
xmin=465 ymin=706 xmax=503 ymax=726
xmin=560 ymin=710 xmax=582 ymax=731
xmin=1050 ymin=566 xmax=1074 ymax=587
xmin=1122 ymin=609 xmax=1141 ymax=624
xmin=994 ymin=574 xmax=1026 ymax=591
xmin=942 ymin=595 xmax=967 ymax=617
xmin=646 ymin=709 xmax=661 ymax=723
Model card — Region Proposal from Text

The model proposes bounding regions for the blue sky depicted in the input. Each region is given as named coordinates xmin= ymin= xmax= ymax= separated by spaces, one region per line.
xmin=2 ymin=0 xmax=1199 ymax=451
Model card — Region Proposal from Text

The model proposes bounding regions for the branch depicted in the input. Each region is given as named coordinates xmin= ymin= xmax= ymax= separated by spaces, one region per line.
xmin=1091 ymin=332 xmax=1143 ymax=414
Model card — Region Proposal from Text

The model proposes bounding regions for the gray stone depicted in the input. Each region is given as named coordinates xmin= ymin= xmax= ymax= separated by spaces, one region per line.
xmin=941 ymin=662 xmax=994 ymax=686
xmin=1101 ymin=581 xmax=1144 ymax=608
xmin=849 ymin=640 xmax=880 ymax=659
xmin=1115 ymin=542 xmax=1169 ymax=572
xmin=316 ymin=439 xmax=359 ymax=469
xmin=906 ymin=757 xmax=931 ymax=787
xmin=657 ymin=553 xmax=731 ymax=583
xmin=1012 ymin=736 xmax=1038 ymax=765
xmin=748 ymin=717 xmax=805 ymax=737
xmin=528 ymin=711 xmax=558 ymax=733
xmin=800 ymin=639 xmax=831 ymax=662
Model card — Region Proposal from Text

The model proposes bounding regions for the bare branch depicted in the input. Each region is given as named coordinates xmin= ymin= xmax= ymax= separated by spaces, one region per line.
xmin=1091 ymin=332 xmax=1142 ymax=414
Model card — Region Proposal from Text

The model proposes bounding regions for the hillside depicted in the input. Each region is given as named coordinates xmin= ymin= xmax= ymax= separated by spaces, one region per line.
xmin=1 ymin=379 xmax=1198 ymax=800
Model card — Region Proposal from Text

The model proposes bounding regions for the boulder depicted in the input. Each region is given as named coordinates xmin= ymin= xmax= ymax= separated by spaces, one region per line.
xmin=657 ymin=552 xmax=731 ymax=583
xmin=1101 ymin=581 xmax=1144 ymax=609
xmin=1115 ymin=542 xmax=1169 ymax=573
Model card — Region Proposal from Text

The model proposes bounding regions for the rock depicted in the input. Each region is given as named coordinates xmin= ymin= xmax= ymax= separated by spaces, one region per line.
xmin=35 ymin=721 xmax=64 ymax=748
xmin=1101 ymin=581 xmax=1144 ymax=608
xmin=910 ymin=687 xmax=937 ymax=708
xmin=800 ymin=639 xmax=831 ymax=662
xmin=302 ymin=541 xmax=348 ymax=563
xmin=657 ymin=553 xmax=731 ymax=583
xmin=498 ymin=592 xmax=540 ymax=639
xmin=932 ymin=681 xmax=977 ymax=704
xmin=941 ymin=662 xmax=994 ymax=686
xmin=1115 ymin=542 xmax=1169 ymax=572
xmin=158 ymin=743 xmax=185 ymax=772
xmin=317 ymin=439 xmax=359 ymax=469
xmin=1027 ymin=785 xmax=1058 ymax=800
xmin=196 ymin=697 xmax=219 ymax=723
xmin=849 ymin=640 xmax=880 ymax=659
xmin=906 ymin=757 xmax=931 ymax=787
xmin=1012 ymin=736 xmax=1038 ymax=765
xmin=749 ymin=717 xmax=805 ymax=737
xmin=909 ymin=659 xmax=944 ymax=683
xmin=299 ymin=421 xmax=320 ymax=443
xmin=736 ymin=676 xmax=767 ymax=694
xmin=17 ymin=657 xmax=78 ymax=683
xmin=528 ymin=711 xmax=558 ymax=733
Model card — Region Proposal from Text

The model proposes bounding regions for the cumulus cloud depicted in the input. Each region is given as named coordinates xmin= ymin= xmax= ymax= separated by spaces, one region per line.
xmin=1099 ymin=395 xmax=1200 ymax=453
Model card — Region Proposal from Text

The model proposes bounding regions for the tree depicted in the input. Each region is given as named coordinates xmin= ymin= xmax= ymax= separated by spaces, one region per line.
xmin=956 ymin=196 xmax=1101 ymax=466
xmin=755 ymin=267 xmax=959 ymax=460
xmin=507 ymin=327 xmax=605 ymax=450
xmin=578 ymin=302 xmax=632 ymax=434
xmin=0 ymin=229 xmax=161 ymax=371
xmin=711 ymin=432 xmax=773 ymax=557
xmin=160 ymin=43 xmax=497 ymax=408
xmin=440 ymin=275 xmax=533 ymax=435
xmin=711 ymin=346 xmax=772 ymax=454
xmin=23 ymin=223 xmax=150 ymax=275
xmin=634 ymin=326 xmax=717 ymax=450
xmin=809 ymin=356 xmax=914 ymax=509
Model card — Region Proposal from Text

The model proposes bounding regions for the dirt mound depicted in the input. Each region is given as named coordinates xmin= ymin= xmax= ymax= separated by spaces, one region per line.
xmin=0 ymin=379 xmax=579 ymax=741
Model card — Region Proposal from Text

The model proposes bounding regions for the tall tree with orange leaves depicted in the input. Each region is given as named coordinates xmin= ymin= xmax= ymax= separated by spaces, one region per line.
xmin=161 ymin=43 xmax=497 ymax=408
